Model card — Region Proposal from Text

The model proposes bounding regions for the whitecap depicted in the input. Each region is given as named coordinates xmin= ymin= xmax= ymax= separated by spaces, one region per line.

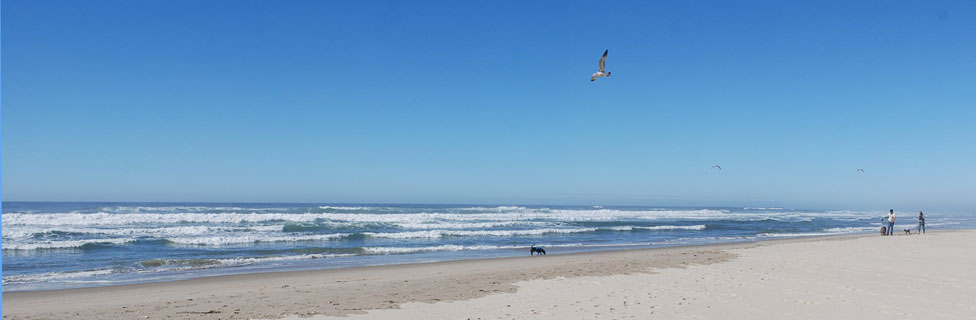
xmin=2 ymin=238 xmax=138 ymax=251
xmin=2 ymin=269 xmax=116 ymax=285
xmin=164 ymin=233 xmax=350 ymax=246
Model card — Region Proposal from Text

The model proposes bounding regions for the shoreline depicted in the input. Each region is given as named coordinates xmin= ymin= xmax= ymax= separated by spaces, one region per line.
xmin=1 ymin=231 xmax=874 ymax=318
xmin=5 ymin=230 xmax=971 ymax=319
xmin=4 ymin=230 xmax=870 ymax=294
xmin=6 ymin=202 xmax=964 ymax=295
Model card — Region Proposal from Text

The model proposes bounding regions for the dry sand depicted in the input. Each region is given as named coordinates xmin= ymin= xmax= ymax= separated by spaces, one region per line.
xmin=4 ymin=230 xmax=974 ymax=319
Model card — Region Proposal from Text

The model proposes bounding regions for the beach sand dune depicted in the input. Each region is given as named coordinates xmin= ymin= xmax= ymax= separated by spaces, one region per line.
xmin=4 ymin=230 xmax=974 ymax=319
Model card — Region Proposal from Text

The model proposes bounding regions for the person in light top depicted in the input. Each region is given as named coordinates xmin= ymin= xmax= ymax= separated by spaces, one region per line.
xmin=887 ymin=209 xmax=896 ymax=236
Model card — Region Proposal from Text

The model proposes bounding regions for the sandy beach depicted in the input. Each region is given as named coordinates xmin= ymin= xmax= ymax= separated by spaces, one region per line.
xmin=4 ymin=230 xmax=974 ymax=319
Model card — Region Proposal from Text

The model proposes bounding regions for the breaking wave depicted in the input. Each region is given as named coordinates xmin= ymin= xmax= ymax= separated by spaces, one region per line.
xmin=2 ymin=238 xmax=139 ymax=251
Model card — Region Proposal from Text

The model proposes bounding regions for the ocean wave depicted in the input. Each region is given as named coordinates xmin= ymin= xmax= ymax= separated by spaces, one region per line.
xmin=608 ymin=225 xmax=707 ymax=231
xmin=141 ymin=253 xmax=356 ymax=269
xmin=395 ymin=221 xmax=553 ymax=229
xmin=2 ymin=225 xmax=284 ymax=240
xmin=164 ymin=233 xmax=351 ymax=246
xmin=364 ymin=225 xmax=707 ymax=239
xmin=3 ymin=253 xmax=358 ymax=285
xmin=296 ymin=209 xmax=741 ymax=224
xmin=6 ymin=233 xmax=355 ymax=250
xmin=214 ymin=253 xmax=356 ymax=265
xmin=2 ymin=238 xmax=138 ymax=251
xmin=318 ymin=206 xmax=381 ymax=211
xmin=102 ymin=206 xmax=295 ymax=213
xmin=1 ymin=212 xmax=331 ymax=226
xmin=2 ymin=269 xmax=116 ymax=285
xmin=453 ymin=206 xmax=529 ymax=212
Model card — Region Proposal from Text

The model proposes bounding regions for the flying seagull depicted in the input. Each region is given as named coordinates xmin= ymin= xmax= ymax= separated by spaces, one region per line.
xmin=857 ymin=168 xmax=865 ymax=172
xmin=711 ymin=165 xmax=722 ymax=170
xmin=590 ymin=50 xmax=611 ymax=82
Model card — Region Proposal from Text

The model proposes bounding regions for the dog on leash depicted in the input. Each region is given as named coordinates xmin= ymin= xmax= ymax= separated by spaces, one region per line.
xmin=530 ymin=244 xmax=546 ymax=256
xmin=881 ymin=226 xmax=887 ymax=236
xmin=904 ymin=229 xmax=912 ymax=235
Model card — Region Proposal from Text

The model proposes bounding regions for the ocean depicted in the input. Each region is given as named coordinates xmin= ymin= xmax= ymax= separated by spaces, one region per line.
xmin=3 ymin=202 xmax=973 ymax=291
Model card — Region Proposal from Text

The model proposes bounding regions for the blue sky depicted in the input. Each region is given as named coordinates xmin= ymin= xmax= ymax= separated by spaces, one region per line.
xmin=2 ymin=1 xmax=974 ymax=211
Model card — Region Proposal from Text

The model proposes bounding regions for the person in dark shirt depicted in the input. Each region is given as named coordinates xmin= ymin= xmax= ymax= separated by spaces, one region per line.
xmin=917 ymin=211 xmax=925 ymax=234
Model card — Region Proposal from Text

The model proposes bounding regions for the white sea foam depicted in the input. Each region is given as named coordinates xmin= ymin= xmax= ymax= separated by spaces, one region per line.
xmin=2 ymin=253 xmax=356 ymax=285
xmin=822 ymin=227 xmax=876 ymax=233
xmin=214 ymin=253 xmax=357 ymax=265
xmin=318 ymin=206 xmax=380 ymax=211
xmin=367 ymin=225 xmax=706 ymax=239
xmin=757 ymin=232 xmax=843 ymax=238
xmin=395 ymin=221 xmax=553 ymax=229
xmin=453 ymin=206 xmax=529 ymax=212
xmin=363 ymin=244 xmax=520 ymax=254
xmin=2 ymin=269 xmax=116 ymax=285
xmin=364 ymin=228 xmax=598 ymax=239
xmin=1 ymin=212 xmax=330 ymax=226
xmin=102 ymin=206 xmax=294 ymax=213
xmin=143 ymin=254 xmax=357 ymax=270
xmin=608 ymin=225 xmax=707 ymax=231
xmin=165 ymin=233 xmax=351 ymax=246
xmin=1 ymin=225 xmax=284 ymax=240
xmin=294 ymin=209 xmax=739 ymax=224
xmin=2 ymin=238 xmax=138 ymax=251
xmin=361 ymin=241 xmax=663 ymax=255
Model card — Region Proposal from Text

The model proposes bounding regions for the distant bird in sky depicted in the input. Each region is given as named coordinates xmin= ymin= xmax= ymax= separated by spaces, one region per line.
xmin=857 ymin=168 xmax=865 ymax=172
xmin=711 ymin=165 xmax=722 ymax=170
xmin=590 ymin=50 xmax=611 ymax=82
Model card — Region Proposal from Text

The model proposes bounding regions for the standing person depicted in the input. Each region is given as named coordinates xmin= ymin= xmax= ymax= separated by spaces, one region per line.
xmin=918 ymin=211 xmax=925 ymax=234
xmin=887 ymin=209 xmax=896 ymax=236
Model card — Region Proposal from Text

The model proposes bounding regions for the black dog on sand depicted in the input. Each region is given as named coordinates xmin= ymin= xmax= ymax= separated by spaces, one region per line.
xmin=530 ymin=244 xmax=546 ymax=256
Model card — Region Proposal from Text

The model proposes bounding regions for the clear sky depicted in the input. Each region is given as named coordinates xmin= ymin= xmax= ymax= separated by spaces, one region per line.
xmin=2 ymin=1 xmax=974 ymax=211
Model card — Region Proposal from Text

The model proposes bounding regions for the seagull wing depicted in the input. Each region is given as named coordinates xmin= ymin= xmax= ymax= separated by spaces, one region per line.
xmin=598 ymin=50 xmax=608 ymax=72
